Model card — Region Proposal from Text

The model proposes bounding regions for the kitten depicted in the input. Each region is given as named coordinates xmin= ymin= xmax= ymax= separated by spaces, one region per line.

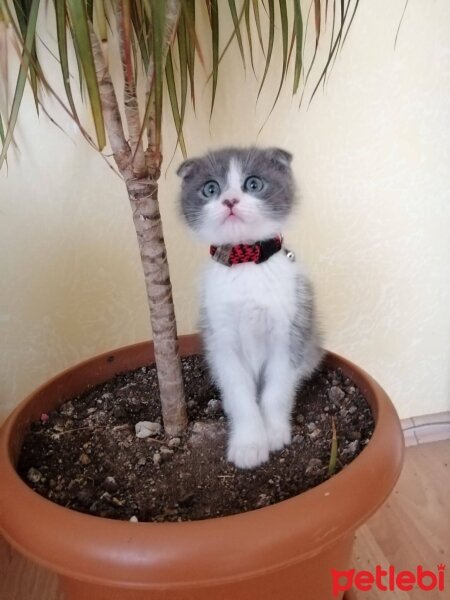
xmin=177 ymin=147 xmax=323 ymax=469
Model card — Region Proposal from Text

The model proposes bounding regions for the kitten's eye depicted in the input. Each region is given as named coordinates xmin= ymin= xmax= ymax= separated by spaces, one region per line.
xmin=244 ymin=176 xmax=264 ymax=193
xmin=202 ymin=180 xmax=220 ymax=198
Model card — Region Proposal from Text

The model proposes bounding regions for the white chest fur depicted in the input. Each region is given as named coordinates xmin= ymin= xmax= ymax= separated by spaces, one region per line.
xmin=203 ymin=251 xmax=298 ymax=315
xmin=201 ymin=252 xmax=302 ymax=375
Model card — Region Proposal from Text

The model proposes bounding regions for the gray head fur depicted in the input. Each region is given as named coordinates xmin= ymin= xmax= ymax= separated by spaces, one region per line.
xmin=177 ymin=146 xmax=296 ymax=245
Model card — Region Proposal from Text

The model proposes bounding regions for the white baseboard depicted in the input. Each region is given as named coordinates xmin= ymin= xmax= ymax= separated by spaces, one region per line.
xmin=401 ymin=412 xmax=450 ymax=447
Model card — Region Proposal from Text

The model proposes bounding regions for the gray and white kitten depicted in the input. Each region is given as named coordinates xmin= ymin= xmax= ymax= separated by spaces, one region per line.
xmin=177 ymin=147 xmax=323 ymax=469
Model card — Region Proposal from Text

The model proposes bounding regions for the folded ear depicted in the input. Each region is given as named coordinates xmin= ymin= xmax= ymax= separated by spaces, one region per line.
xmin=176 ymin=158 xmax=198 ymax=179
xmin=267 ymin=147 xmax=293 ymax=169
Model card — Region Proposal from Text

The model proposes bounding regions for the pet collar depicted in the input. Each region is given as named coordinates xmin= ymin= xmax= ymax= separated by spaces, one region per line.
xmin=210 ymin=235 xmax=284 ymax=267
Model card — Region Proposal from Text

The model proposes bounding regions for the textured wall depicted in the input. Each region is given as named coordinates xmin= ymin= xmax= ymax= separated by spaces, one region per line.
xmin=1 ymin=0 xmax=449 ymax=420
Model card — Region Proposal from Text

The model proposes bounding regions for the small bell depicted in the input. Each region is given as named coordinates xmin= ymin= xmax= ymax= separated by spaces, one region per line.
xmin=285 ymin=249 xmax=296 ymax=262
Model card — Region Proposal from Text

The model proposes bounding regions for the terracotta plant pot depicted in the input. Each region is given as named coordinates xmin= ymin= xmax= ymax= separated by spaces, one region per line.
xmin=0 ymin=334 xmax=404 ymax=600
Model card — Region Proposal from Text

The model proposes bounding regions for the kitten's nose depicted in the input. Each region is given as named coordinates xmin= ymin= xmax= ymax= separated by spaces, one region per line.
xmin=222 ymin=198 xmax=239 ymax=208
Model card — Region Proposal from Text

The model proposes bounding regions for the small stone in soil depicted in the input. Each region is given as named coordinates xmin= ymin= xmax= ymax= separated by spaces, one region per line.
xmin=79 ymin=453 xmax=90 ymax=465
xmin=27 ymin=467 xmax=42 ymax=483
xmin=135 ymin=421 xmax=161 ymax=438
xmin=347 ymin=440 xmax=360 ymax=455
xmin=328 ymin=386 xmax=345 ymax=402
xmin=305 ymin=458 xmax=323 ymax=475
xmin=160 ymin=448 xmax=174 ymax=463
xmin=104 ymin=476 xmax=118 ymax=491
xmin=206 ymin=399 xmax=221 ymax=414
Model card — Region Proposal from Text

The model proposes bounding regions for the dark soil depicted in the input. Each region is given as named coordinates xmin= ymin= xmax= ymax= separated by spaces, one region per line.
xmin=18 ymin=355 xmax=374 ymax=522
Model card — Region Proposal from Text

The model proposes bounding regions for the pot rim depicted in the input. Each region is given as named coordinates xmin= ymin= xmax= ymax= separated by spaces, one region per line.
xmin=0 ymin=335 xmax=404 ymax=588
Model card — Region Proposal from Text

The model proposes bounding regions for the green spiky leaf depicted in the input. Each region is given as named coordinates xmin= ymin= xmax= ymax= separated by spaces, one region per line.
xmin=182 ymin=0 xmax=197 ymax=109
xmin=130 ymin=1 xmax=150 ymax=71
xmin=13 ymin=0 xmax=40 ymax=111
xmin=244 ymin=0 xmax=255 ymax=73
xmin=177 ymin=11 xmax=188 ymax=124
xmin=293 ymin=0 xmax=303 ymax=94
xmin=86 ymin=0 xmax=94 ymax=21
xmin=66 ymin=0 xmax=106 ymax=149
xmin=279 ymin=0 xmax=288 ymax=83
xmin=148 ymin=0 xmax=166 ymax=154
xmin=0 ymin=112 xmax=5 ymax=145
xmin=210 ymin=0 xmax=219 ymax=115
xmin=94 ymin=0 xmax=107 ymax=42
xmin=215 ymin=0 xmax=246 ymax=68
xmin=341 ymin=0 xmax=361 ymax=50
xmin=227 ymin=0 xmax=245 ymax=68
xmin=314 ymin=0 xmax=321 ymax=46
xmin=263 ymin=0 xmax=289 ymax=119
xmin=54 ymin=0 xmax=80 ymax=125
xmin=165 ymin=48 xmax=187 ymax=158
xmin=257 ymin=0 xmax=274 ymax=99
xmin=309 ymin=0 xmax=351 ymax=104
xmin=0 ymin=0 xmax=40 ymax=168
xmin=252 ymin=0 xmax=265 ymax=56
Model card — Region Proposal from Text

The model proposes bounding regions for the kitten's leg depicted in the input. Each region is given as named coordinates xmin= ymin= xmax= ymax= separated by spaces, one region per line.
xmin=260 ymin=350 xmax=299 ymax=452
xmin=208 ymin=346 xmax=269 ymax=469
xmin=261 ymin=274 xmax=323 ymax=452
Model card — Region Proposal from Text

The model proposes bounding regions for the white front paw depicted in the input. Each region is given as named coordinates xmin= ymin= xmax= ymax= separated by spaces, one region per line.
xmin=227 ymin=431 xmax=269 ymax=469
xmin=265 ymin=420 xmax=291 ymax=452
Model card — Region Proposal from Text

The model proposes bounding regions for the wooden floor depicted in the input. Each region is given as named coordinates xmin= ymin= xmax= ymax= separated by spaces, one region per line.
xmin=352 ymin=440 xmax=449 ymax=599
xmin=1 ymin=440 xmax=449 ymax=600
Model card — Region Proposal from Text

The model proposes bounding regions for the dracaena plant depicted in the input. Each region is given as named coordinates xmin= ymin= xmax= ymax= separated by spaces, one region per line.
xmin=0 ymin=0 xmax=359 ymax=435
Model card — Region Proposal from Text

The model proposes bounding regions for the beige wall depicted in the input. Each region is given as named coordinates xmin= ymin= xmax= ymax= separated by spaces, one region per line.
xmin=1 ymin=0 xmax=449 ymax=420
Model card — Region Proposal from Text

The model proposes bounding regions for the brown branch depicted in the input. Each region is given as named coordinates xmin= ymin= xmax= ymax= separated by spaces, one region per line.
xmin=117 ymin=0 xmax=147 ymax=178
xmin=89 ymin=24 xmax=131 ymax=177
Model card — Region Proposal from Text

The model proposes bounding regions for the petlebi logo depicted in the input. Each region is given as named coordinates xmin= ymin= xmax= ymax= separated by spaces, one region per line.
xmin=331 ymin=564 xmax=446 ymax=596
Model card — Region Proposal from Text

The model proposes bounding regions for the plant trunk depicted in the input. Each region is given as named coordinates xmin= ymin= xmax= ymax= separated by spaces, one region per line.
xmin=90 ymin=25 xmax=187 ymax=435
xmin=126 ymin=176 xmax=187 ymax=436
